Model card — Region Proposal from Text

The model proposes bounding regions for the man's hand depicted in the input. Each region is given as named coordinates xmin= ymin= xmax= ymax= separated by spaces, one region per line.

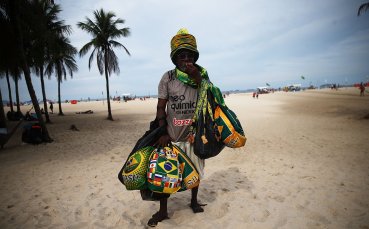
xmin=156 ymin=134 xmax=172 ymax=147
xmin=183 ymin=63 xmax=201 ymax=85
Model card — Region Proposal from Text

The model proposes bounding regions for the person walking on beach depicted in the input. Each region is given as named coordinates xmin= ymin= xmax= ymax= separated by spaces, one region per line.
xmin=360 ymin=82 xmax=365 ymax=97
xmin=49 ymin=102 xmax=54 ymax=114
xmin=149 ymin=28 xmax=206 ymax=227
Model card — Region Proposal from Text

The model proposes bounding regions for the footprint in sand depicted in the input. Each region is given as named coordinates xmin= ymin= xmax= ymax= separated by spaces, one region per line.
xmin=269 ymin=195 xmax=285 ymax=203
xmin=213 ymin=202 xmax=230 ymax=218
xmin=254 ymin=209 xmax=270 ymax=222
xmin=66 ymin=222 xmax=89 ymax=229
xmin=274 ymin=217 xmax=288 ymax=228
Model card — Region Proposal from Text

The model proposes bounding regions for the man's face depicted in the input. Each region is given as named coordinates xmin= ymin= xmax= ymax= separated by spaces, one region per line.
xmin=175 ymin=50 xmax=195 ymax=72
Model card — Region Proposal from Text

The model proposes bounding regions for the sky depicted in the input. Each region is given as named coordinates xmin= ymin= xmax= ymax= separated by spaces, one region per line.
xmin=1 ymin=0 xmax=369 ymax=102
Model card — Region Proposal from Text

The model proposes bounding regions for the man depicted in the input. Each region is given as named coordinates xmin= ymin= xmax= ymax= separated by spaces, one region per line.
xmin=360 ymin=82 xmax=365 ymax=97
xmin=148 ymin=28 xmax=207 ymax=227
xmin=49 ymin=102 xmax=54 ymax=114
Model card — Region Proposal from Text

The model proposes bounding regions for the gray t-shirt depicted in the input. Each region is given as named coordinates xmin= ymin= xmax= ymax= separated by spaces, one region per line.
xmin=158 ymin=70 xmax=198 ymax=142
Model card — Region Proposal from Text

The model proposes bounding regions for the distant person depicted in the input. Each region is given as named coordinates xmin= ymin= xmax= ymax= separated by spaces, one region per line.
xmin=256 ymin=92 xmax=259 ymax=99
xmin=25 ymin=111 xmax=31 ymax=121
xmin=360 ymin=82 xmax=365 ymax=97
xmin=40 ymin=108 xmax=45 ymax=114
xmin=49 ymin=102 xmax=54 ymax=114
xmin=76 ymin=110 xmax=93 ymax=114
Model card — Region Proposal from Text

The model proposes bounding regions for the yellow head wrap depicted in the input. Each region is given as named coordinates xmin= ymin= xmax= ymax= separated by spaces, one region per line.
xmin=170 ymin=28 xmax=199 ymax=64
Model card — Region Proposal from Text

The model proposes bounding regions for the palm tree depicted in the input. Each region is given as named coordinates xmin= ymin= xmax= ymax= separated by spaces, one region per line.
xmin=45 ymin=35 xmax=78 ymax=116
xmin=11 ymin=68 xmax=22 ymax=114
xmin=358 ymin=2 xmax=369 ymax=16
xmin=2 ymin=0 xmax=53 ymax=142
xmin=4 ymin=71 xmax=14 ymax=113
xmin=31 ymin=0 xmax=71 ymax=122
xmin=0 ymin=87 xmax=6 ymax=129
xmin=14 ymin=75 xmax=21 ymax=113
xmin=77 ymin=9 xmax=131 ymax=120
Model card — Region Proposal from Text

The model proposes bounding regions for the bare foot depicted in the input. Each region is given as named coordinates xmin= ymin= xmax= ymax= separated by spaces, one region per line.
xmin=147 ymin=211 xmax=169 ymax=227
xmin=190 ymin=202 xmax=206 ymax=213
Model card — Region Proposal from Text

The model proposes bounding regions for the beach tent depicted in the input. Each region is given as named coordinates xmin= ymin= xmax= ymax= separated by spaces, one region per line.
xmin=71 ymin=100 xmax=77 ymax=104
xmin=286 ymin=84 xmax=301 ymax=91
xmin=256 ymin=86 xmax=269 ymax=94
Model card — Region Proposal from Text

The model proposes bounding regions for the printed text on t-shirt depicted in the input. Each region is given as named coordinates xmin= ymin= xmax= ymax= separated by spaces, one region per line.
xmin=173 ymin=118 xmax=192 ymax=126
xmin=169 ymin=94 xmax=196 ymax=115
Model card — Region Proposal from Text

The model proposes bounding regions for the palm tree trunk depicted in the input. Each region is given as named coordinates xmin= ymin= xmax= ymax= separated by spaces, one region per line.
xmin=14 ymin=76 xmax=21 ymax=113
xmin=0 ymin=88 xmax=7 ymax=128
xmin=57 ymin=80 xmax=63 ymax=115
xmin=104 ymin=51 xmax=113 ymax=120
xmin=8 ymin=0 xmax=52 ymax=143
xmin=40 ymin=67 xmax=51 ymax=122
xmin=5 ymin=71 xmax=14 ymax=113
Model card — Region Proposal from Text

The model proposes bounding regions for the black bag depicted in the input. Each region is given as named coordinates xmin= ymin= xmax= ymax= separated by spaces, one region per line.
xmin=193 ymin=90 xmax=225 ymax=159
xmin=22 ymin=123 xmax=43 ymax=144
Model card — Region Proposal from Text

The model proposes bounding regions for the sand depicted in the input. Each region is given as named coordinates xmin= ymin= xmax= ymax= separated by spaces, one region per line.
xmin=0 ymin=87 xmax=368 ymax=229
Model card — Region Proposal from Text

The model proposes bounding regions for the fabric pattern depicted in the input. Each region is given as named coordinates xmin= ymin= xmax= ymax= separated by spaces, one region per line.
xmin=121 ymin=146 xmax=155 ymax=190
xmin=190 ymin=80 xmax=246 ymax=150
xmin=175 ymin=64 xmax=209 ymax=88
xmin=147 ymin=145 xmax=200 ymax=194
xmin=170 ymin=28 xmax=199 ymax=63
xmin=173 ymin=141 xmax=204 ymax=179
xmin=214 ymin=106 xmax=247 ymax=148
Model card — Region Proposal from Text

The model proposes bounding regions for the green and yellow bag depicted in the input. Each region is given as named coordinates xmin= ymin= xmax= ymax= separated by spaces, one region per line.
xmin=177 ymin=146 xmax=200 ymax=190
xmin=121 ymin=146 xmax=155 ymax=190
xmin=214 ymin=104 xmax=247 ymax=148
xmin=147 ymin=146 xmax=182 ymax=194
xmin=147 ymin=145 xmax=200 ymax=194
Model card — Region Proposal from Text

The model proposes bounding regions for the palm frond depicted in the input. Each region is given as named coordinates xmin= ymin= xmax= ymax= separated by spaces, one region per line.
xmin=109 ymin=40 xmax=131 ymax=56
xmin=79 ymin=41 xmax=94 ymax=57
xmin=88 ymin=47 xmax=98 ymax=70
xmin=97 ymin=49 xmax=104 ymax=75
xmin=358 ymin=2 xmax=369 ymax=16
xmin=106 ymin=49 xmax=119 ymax=75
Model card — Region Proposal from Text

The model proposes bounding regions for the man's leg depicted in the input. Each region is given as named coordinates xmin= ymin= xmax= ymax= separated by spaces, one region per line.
xmin=190 ymin=186 xmax=204 ymax=213
xmin=148 ymin=198 xmax=169 ymax=227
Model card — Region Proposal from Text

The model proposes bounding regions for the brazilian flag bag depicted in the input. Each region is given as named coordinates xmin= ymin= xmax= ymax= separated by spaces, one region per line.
xmin=147 ymin=144 xmax=201 ymax=194
xmin=147 ymin=146 xmax=182 ymax=194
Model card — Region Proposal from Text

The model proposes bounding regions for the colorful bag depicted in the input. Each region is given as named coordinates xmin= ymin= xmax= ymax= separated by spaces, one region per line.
xmin=147 ymin=145 xmax=200 ymax=194
xmin=176 ymin=145 xmax=200 ymax=190
xmin=118 ymin=118 xmax=167 ymax=191
xmin=214 ymin=105 xmax=247 ymax=148
xmin=147 ymin=146 xmax=182 ymax=194
xmin=120 ymin=146 xmax=155 ymax=190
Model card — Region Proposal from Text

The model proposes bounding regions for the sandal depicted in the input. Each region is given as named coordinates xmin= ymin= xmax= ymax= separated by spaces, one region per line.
xmin=147 ymin=212 xmax=169 ymax=227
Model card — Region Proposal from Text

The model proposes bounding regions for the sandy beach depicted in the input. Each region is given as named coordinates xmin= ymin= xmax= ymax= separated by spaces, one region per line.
xmin=0 ymin=87 xmax=368 ymax=229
